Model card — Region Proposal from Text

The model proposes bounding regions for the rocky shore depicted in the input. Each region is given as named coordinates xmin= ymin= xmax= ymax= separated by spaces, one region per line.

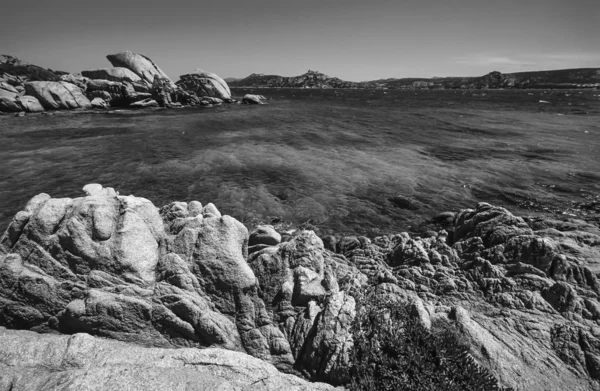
xmin=0 ymin=52 xmax=265 ymax=116
xmin=1 ymin=184 xmax=599 ymax=390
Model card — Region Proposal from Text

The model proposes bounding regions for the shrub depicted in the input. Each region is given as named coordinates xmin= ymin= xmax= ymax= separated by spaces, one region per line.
xmin=349 ymin=290 xmax=512 ymax=391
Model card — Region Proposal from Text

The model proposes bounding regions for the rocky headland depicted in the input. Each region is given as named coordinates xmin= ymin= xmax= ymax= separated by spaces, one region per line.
xmin=1 ymin=184 xmax=600 ymax=390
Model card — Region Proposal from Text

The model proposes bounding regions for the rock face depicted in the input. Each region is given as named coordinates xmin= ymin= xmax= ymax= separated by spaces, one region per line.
xmin=82 ymin=67 xmax=142 ymax=83
xmin=1 ymin=187 xmax=599 ymax=390
xmin=24 ymin=81 xmax=91 ymax=110
xmin=106 ymin=51 xmax=174 ymax=87
xmin=176 ymin=72 xmax=231 ymax=100
xmin=0 ymin=327 xmax=335 ymax=391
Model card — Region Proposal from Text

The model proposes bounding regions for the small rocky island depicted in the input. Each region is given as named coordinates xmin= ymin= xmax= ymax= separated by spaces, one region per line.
xmin=1 ymin=184 xmax=599 ymax=390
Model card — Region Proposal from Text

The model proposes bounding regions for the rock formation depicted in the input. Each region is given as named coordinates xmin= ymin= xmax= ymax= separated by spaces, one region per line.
xmin=242 ymin=94 xmax=266 ymax=104
xmin=24 ymin=81 xmax=91 ymax=110
xmin=176 ymin=71 xmax=232 ymax=100
xmin=106 ymin=51 xmax=174 ymax=87
xmin=0 ymin=94 xmax=44 ymax=113
xmin=1 ymin=187 xmax=600 ymax=390
xmin=0 ymin=185 xmax=350 ymax=384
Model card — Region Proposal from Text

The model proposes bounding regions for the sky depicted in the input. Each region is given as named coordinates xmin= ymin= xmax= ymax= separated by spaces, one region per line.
xmin=1 ymin=0 xmax=599 ymax=81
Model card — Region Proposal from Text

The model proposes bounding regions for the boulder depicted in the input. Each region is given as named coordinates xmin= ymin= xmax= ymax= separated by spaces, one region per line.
xmin=177 ymin=72 xmax=231 ymax=100
xmin=242 ymin=94 xmax=266 ymax=104
xmin=24 ymin=81 xmax=91 ymax=110
xmin=0 ymin=327 xmax=336 ymax=391
xmin=250 ymin=225 xmax=282 ymax=247
xmin=82 ymin=67 xmax=142 ymax=83
xmin=18 ymin=95 xmax=44 ymax=112
xmin=90 ymin=97 xmax=109 ymax=109
xmin=0 ymin=95 xmax=44 ymax=113
xmin=106 ymin=51 xmax=174 ymax=87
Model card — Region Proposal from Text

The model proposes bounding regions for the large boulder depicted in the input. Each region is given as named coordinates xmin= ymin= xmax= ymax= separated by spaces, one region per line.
xmin=82 ymin=67 xmax=142 ymax=83
xmin=176 ymin=71 xmax=231 ymax=100
xmin=106 ymin=51 xmax=174 ymax=87
xmin=0 ymin=327 xmax=336 ymax=391
xmin=24 ymin=81 xmax=91 ymax=110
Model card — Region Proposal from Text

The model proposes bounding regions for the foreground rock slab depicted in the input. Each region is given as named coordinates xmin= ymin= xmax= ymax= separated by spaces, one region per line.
xmin=0 ymin=327 xmax=336 ymax=391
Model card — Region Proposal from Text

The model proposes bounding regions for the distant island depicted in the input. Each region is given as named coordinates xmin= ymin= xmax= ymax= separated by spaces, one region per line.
xmin=228 ymin=68 xmax=600 ymax=90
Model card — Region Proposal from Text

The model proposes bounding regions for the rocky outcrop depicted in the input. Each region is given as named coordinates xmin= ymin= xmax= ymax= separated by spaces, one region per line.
xmin=242 ymin=94 xmax=266 ymax=104
xmin=1 ymin=186 xmax=599 ymax=390
xmin=0 ymin=185 xmax=355 ymax=384
xmin=0 ymin=327 xmax=335 ymax=391
xmin=176 ymin=72 xmax=231 ymax=100
xmin=82 ymin=67 xmax=142 ymax=83
xmin=106 ymin=51 xmax=173 ymax=87
xmin=24 ymin=81 xmax=91 ymax=110
xmin=324 ymin=202 xmax=600 ymax=390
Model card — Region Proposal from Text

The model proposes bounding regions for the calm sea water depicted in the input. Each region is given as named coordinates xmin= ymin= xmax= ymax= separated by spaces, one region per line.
xmin=1 ymin=89 xmax=598 ymax=235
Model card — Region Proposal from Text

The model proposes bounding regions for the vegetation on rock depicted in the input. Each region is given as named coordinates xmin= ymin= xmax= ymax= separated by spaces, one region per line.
xmin=349 ymin=289 xmax=511 ymax=391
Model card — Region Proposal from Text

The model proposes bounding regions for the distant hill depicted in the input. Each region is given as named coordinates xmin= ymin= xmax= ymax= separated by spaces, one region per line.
xmin=228 ymin=70 xmax=377 ymax=89
xmin=223 ymin=77 xmax=241 ymax=83
xmin=230 ymin=68 xmax=600 ymax=89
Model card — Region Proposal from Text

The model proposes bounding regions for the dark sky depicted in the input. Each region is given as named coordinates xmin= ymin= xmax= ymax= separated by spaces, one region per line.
xmin=2 ymin=0 xmax=598 ymax=81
